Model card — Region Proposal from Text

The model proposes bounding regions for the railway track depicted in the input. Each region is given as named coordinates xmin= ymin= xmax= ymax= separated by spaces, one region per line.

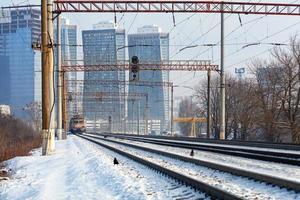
xmin=98 ymin=133 xmax=300 ymax=166
xmin=100 ymin=133 xmax=300 ymax=151
xmin=83 ymin=133 xmax=300 ymax=192
xmin=76 ymin=134 xmax=241 ymax=200
xmin=78 ymin=133 xmax=300 ymax=199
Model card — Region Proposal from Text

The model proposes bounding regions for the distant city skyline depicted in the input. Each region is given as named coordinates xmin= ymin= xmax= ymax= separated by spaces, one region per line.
xmin=0 ymin=0 xmax=300 ymax=99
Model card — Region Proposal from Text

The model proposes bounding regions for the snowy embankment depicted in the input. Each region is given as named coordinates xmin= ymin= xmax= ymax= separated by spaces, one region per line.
xmin=83 ymin=134 xmax=300 ymax=200
xmin=0 ymin=135 xmax=204 ymax=200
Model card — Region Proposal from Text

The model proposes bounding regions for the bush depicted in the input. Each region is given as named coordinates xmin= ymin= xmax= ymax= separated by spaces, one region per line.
xmin=0 ymin=115 xmax=41 ymax=163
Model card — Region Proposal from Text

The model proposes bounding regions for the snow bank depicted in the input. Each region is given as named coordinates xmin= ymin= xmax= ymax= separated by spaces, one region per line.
xmin=0 ymin=135 xmax=205 ymax=200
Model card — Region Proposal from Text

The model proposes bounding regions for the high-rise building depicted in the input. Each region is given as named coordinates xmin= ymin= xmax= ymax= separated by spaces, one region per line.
xmin=0 ymin=55 xmax=10 ymax=104
xmin=128 ymin=25 xmax=170 ymax=133
xmin=0 ymin=8 xmax=41 ymax=117
xmin=82 ymin=21 xmax=125 ymax=131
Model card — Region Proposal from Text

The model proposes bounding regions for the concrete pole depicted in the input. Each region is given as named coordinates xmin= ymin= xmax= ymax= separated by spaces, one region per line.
xmin=145 ymin=96 xmax=149 ymax=135
xmin=94 ymin=113 xmax=96 ymax=131
xmin=56 ymin=15 xmax=63 ymax=140
xmin=123 ymin=79 xmax=126 ymax=134
xmin=62 ymin=72 xmax=68 ymax=139
xmin=48 ymin=0 xmax=55 ymax=150
xmin=207 ymin=70 xmax=211 ymax=139
xmin=123 ymin=95 xmax=126 ymax=134
xmin=131 ymin=100 xmax=134 ymax=134
xmin=171 ymin=84 xmax=174 ymax=135
xmin=220 ymin=2 xmax=226 ymax=140
xmin=41 ymin=0 xmax=55 ymax=155
xmin=137 ymin=100 xmax=140 ymax=135
xmin=41 ymin=0 xmax=49 ymax=155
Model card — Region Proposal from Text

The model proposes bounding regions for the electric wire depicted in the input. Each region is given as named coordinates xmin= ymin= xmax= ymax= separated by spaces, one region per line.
xmin=213 ymin=20 xmax=300 ymax=65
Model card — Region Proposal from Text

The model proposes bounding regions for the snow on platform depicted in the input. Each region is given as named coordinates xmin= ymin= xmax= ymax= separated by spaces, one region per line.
xmin=0 ymin=135 xmax=204 ymax=200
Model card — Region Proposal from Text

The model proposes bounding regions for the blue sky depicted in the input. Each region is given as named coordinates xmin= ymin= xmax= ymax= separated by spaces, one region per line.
xmin=1 ymin=0 xmax=300 ymax=97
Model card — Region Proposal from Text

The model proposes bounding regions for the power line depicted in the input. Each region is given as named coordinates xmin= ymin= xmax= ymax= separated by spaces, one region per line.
xmin=213 ymin=20 xmax=300 ymax=64
xmin=127 ymin=13 xmax=138 ymax=33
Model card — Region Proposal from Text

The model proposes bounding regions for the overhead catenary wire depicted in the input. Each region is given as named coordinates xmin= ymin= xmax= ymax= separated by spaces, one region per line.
xmin=195 ymin=0 xmax=300 ymax=68
xmin=213 ymin=20 xmax=300 ymax=64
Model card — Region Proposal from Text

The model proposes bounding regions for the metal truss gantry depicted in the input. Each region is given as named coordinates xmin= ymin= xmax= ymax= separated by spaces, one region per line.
xmin=71 ymin=97 xmax=144 ymax=101
xmin=62 ymin=60 xmax=218 ymax=72
xmin=66 ymin=80 xmax=173 ymax=87
xmin=67 ymin=91 xmax=148 ymax=98
xmin=54 ymin=1 xmax=300 ymax=16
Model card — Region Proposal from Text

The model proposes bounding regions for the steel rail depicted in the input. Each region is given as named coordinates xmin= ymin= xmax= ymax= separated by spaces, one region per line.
xmin=76 ymin=134 xmax=240 ymax=200
xmin=84 ymin=133 xmax=300 ymax=192
xmin=104 ymin=133 xmax=300 ymax=151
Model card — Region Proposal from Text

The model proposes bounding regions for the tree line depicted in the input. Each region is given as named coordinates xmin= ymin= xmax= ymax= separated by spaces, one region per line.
xmin=178 ymin=37 xmax=300 ymax=143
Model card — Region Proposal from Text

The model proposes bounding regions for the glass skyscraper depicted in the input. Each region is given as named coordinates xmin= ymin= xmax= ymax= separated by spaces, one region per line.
xmin=0 ymin=8 xmax=41 ymax=118
xmin=128 ymin=25 xmax=170 ymax=132
xmin=82 ymin=21 xmax=125 ymax=131
xmin=0 ymin=55 xmax=9 ymax=104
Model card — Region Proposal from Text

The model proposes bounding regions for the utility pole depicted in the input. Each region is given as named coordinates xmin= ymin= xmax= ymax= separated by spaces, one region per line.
xmin=56 ymin=15 xmax=63 ymax=140
xmin=41 ymin=0 xmax=55 ymax=155
xmin=123 ymin=79 xmax=126 ymax=134
xmin=108 ymin=116 xmax=112 ymax=132
xmin=171 ymin=84 xmax=174 ymax=135
xmin=207 ymin=70 xmax=211 ymax=139
xmin=144 ymin=96 xmax=149 ymax=135
xmin=220 ymin=2 xmax=226 ymax=140
xmin=137 ymin=100 xmax=140 ymax=135
xmin=62 ymin=72 xmax=68 ymax=138
xmin=131 ymin=100 xmax=134 ymax=134
xmin=94 ymin=113 xmax=96 ymax=131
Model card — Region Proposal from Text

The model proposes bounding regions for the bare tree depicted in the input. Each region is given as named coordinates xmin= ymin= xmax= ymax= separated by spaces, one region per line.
xmin=272 ymin=37 xmax=300 ymax=143
xmin=195 ymin=74 xmax=258 ymax=140
xmin=191 ymin=37 xmax=300 ymax=143
xmin=195 ymin=75 xmax=219 ymax=138
xmin=250 ymin=36 xmax=300 ymax=143
xmin=24 ymin=102 xmax=42 ymax=132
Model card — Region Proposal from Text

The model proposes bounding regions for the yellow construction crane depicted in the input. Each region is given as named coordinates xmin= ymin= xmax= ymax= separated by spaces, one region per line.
xmin=173 ymin=117 xmax=206 ymax=137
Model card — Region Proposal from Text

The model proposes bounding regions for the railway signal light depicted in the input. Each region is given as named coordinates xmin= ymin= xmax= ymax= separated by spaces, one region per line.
xmin=130 ymin=56 xmax=139 ymax=81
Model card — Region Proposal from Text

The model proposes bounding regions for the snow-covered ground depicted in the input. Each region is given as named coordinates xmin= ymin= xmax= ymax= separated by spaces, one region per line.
xmin=0 ymin=135 xmax=205 ymax=200
xmin=83 ymin=134 xmax=300 ymax=199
